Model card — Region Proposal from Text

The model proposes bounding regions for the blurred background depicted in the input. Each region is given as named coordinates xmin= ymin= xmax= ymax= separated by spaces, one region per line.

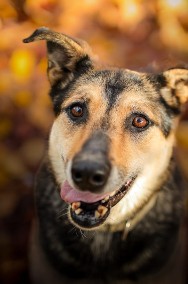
xmin=0 ymin=0 xmax=188 ymax=283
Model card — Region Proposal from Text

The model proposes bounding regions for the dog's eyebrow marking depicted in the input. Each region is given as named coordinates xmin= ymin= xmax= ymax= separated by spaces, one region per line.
xmin=104 ymin=71 xmax=145 ymax=109
xmin=104 ymin=71 xmax=126 ymax=109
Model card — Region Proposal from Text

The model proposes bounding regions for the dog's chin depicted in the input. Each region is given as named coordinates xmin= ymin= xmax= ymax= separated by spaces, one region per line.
xmin=60 ymin=178 xmax=136 ymax=230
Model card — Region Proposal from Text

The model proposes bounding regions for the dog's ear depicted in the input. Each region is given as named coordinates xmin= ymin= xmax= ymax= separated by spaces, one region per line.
xmin=23 ymin=27 xmax=95 ymax=87
xmin=159 ymin=68 xmax=188 ymax=112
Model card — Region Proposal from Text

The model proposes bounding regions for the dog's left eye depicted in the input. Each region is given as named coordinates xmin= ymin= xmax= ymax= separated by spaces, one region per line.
xmin=132 ymin=116 xmax=149 ymax=128
xmin=132 ymin=116 xmax=149 ymax=129
xmin=125 ymin=113 xmax=152 ymax=133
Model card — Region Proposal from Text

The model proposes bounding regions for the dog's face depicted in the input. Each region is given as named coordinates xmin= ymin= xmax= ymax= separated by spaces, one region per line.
xmin=24 ymin=28 xmax=188 ymax=230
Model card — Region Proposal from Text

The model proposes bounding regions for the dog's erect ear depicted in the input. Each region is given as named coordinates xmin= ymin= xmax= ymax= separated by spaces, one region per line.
xmin=159 ymin=68 xmax=188 ymax=112
xmin=23 ymin=27 xmax=94 ymax=86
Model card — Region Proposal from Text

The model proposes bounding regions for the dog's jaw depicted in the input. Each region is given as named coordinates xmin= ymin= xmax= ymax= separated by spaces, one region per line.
xmin=65 ymin=178 xmax=135 ymax=229
xmin=105 ymin=136 xmax=175 ymax=228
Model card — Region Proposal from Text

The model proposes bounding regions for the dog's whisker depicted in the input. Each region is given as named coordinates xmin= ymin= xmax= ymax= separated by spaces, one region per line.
xmin=68 ymin=225 xmax=81 ymax=238
xmin=108 ymin=218 xmax=115 ymax=223
xmin=79 ymin=228 xmax=83 ymax=239
xmin=57 ymin=206 xmax=68 ymax=214
xmin=108 ymin=215 xmax=116 ymax=222
xmin=58 ymin=212 xmax=68 ymax=218
xmin=79 ymin=228 xmax=87 ymax=239
xmin=58 ymin=207 xmax=68 ymax=214
xmin=91 ymin=231 xmax=96 ymax=238
xmin=68 ymin=226 xmax=77 ymax=234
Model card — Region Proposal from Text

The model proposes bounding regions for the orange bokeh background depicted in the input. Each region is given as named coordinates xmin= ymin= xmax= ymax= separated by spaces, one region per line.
xmin=0 ymin=1 xmax=188 ymax=283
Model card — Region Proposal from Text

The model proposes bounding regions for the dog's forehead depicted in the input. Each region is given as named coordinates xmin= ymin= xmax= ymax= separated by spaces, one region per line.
xmin=93 ymin=69 xmax=145 ymax=107
xmin=63 ymin=69 xmax=157 ymax=106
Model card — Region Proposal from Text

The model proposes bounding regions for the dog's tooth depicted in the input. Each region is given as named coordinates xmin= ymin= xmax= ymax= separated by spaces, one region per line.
xmin=110 ymin=191 xmax=116 ymax=197
xmin=95 ymin=210 xmax=101 ymax=219
xmin=75 ymin=208 xmax=82 ymax=215
xmin=125 ymin=179 xmax=131 ymax=186
xmin=71 ymin=202 xmax=81 ymax=211
xmin=101 ymin=196 xmax=109 ymax=203
xmin=97 ymin=205 xmax=108 ymax=217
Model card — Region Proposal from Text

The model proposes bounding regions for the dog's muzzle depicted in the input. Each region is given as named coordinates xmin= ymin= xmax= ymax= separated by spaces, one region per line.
xmin=69 ymin=178 xmax=134 ymax=229
xmin=61 ymin=176 xmax=135 ymax=230
xmin=60 ymin=132 xmax=135 ymax=229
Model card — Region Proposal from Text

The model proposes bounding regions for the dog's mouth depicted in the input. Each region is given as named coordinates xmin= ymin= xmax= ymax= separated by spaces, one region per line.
xmin=60 ymin=178 xmax=135 ymax=229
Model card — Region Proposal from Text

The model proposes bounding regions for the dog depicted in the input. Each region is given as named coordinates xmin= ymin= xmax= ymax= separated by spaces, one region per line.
xmin=23 ymin=27 xmax=188 ymax=284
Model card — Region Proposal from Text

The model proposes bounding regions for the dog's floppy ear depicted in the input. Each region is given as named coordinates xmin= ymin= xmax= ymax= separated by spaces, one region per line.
xmin=23 ymin=27 xmax=94 ymax=87
xmin=159 ymin=68 xmax=188 ymax=112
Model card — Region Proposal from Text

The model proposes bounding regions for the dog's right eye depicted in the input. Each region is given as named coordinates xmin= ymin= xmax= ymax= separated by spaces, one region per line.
xmin=65 ymin=102 xmax=88 ymax=123
xmin=70 ymin=105 xmax=83 ymax=118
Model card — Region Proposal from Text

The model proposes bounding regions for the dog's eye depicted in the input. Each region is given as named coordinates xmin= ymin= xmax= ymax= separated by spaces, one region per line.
xmin=66 ymin=102 xmax=88 ymax=123
xmin=132 ymin=116 xmax=149 ymax=129
xmin=70 ymin=105 xmax=83 ymax=117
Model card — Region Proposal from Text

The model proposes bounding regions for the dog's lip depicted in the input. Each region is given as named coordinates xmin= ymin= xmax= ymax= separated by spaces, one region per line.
xmin=60 ymin=181 xmax=111 ymax=204
xmin=60 ymin=178 xmax=135 ymax=229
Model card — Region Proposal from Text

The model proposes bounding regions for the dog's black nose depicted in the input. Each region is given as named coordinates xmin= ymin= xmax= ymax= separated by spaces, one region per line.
xmin=71 ymin=160 xmax=111 ymax=191
xmin=71 ymin=132 xmax=111 ymax=192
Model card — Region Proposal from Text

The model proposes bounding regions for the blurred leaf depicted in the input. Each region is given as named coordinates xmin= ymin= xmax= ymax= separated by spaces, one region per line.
xmin=9 ymin=49 xmax=36 ymax=81
xmin=38 ymin=57 xmax=47 ymax=73
xmin=0 ymin=192 xmax=19 ymax=217
xmin=176 ymin=122 xmax=188 ymax=148
xmin=13 ymin=90 xmax=32 ymax=107
xmin=19 ymin=138 xmax=45 ymax=166
xmin=0 ymin=148 xmax=27 ymax=178
xmin=0 ymin=119 xmax=12 ymax=138
xmin=10 ymin=0 xmax=28 ymax=21
xmin=0 ymin=0 xmax=17 ymax=19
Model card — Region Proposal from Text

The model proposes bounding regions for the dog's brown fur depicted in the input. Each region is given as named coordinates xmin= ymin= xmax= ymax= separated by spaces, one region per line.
xmin=23 ymin=28 xmax=188 ymax=283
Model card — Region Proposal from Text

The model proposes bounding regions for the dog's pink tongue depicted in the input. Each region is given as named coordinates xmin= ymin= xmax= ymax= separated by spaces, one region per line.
xmin=60 ymin=181 xmax=109 ymax=203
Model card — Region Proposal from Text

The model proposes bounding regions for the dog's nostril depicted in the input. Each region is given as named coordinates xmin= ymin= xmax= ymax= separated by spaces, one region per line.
xmin=90 ymin=172 xmax=106 ymax=186
xmin=72 ymin=170 xmax=83 ymax=182
xmin=71 ymin=160 xmax=111 ymax=191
